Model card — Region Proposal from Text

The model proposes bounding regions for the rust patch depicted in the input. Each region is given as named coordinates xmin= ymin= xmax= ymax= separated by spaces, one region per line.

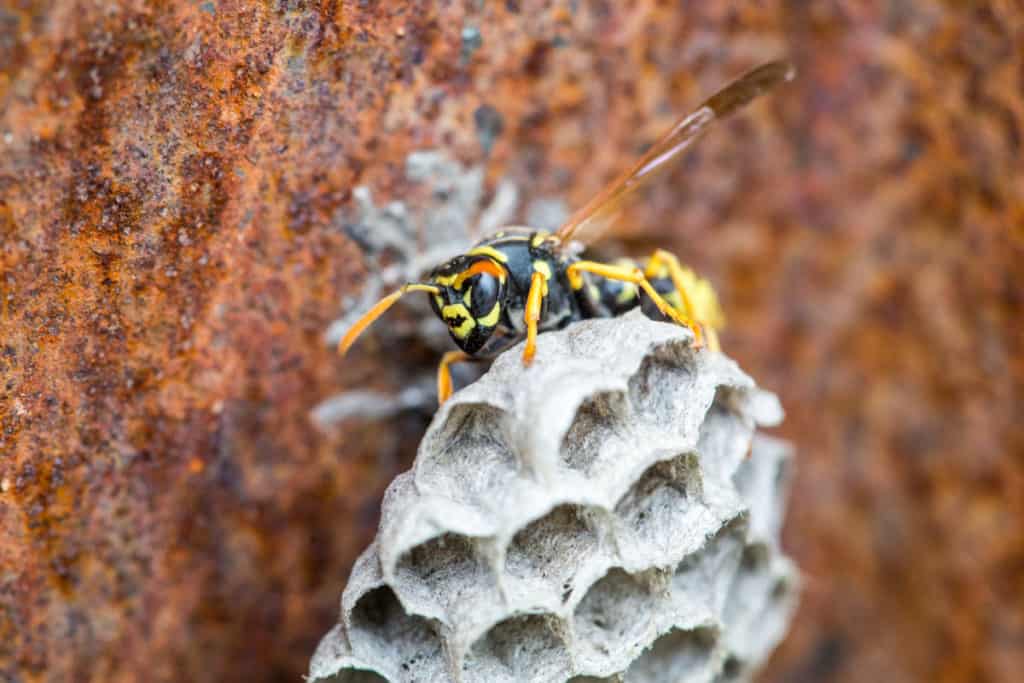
xmin=2 ymin=1 xmax=1023 ymax=683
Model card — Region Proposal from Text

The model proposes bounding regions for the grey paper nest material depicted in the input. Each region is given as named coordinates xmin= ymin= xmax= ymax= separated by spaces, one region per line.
xmin=311 ymin=311 xmax=798 ymax=682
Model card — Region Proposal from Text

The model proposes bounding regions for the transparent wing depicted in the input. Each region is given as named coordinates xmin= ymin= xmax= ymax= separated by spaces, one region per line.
xmin=554 ymin=60 xmax=795 ymax=247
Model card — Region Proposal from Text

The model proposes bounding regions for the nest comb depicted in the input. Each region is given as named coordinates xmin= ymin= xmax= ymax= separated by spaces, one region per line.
xmin=310 ymin=311 xmax=798 ymax=682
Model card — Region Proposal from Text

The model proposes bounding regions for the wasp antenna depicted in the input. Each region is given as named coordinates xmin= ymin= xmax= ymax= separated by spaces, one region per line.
xmin=337 ymin=283 xmax=440 ymax=356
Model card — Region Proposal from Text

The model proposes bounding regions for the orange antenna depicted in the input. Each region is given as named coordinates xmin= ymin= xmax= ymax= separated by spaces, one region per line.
xmin=337 ymin=283 xmax=440 ymax=356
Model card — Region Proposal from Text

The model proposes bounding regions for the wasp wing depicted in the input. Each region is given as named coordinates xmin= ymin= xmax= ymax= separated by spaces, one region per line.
xmin=554 ymin=60 xmax=795 ymax=247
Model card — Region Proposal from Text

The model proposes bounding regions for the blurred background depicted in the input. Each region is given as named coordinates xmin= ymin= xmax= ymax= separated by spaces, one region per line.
xmin=1 ymin=1 xmax=1021 ymax=681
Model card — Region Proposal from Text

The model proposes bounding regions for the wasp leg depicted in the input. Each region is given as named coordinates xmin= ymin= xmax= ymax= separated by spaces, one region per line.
xmin=522 ymin=271 xmax=547 ymax=365
xmin=704 ymin=326 xmax=721 ymax=353
xmin=645 ymin=249 xmax=726 ymax=351
xmin=437 ymin=350 xmax=475 ymax=404
xmin=644 ymin=249 xmax=712 ymax=349
xmin=567 ymin=260 xmax=703 ymax=347
xmin=644 ymin=250 xmax=699 ymax=317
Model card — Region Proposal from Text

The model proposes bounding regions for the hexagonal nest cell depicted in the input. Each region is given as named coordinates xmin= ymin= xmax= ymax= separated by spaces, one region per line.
xmin=612 ymin=452 xmax=707 ymax=562
xmin=309 ymin=312 xmax=798 ymax=682
xmin=392 ymin=532 xmax=499 ymax=627
xmin=503 ymin=504 xmax=602 ymax=604
xmin=558 ymin=390 xmax=633 ymax=475
xmin=625 ymin=626 xmax=720 ymax=683
xmin=415 ymin=403 xmax=521 ymax=508
xmin=337 ymin=586 xmax=447 ymax=682
xmin=464 ymin=614 xmax=573 ymax=682
xmin=572 ymin=568 xmax=659 ymax=672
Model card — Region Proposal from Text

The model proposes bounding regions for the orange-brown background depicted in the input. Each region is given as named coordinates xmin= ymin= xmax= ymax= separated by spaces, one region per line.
xmin=1 ymin=1 xmax=1021 ymax=682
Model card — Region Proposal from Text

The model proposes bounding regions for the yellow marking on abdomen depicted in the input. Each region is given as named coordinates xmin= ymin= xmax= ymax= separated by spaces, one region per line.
xmin=616 ymin=282 xmax=638 ymax=304
xmin=664 ymin=290 xmax=685 ymax=313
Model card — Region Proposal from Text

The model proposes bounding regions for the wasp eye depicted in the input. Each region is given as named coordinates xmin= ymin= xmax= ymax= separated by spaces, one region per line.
xmin=469 ymin=273 xmax=500 ymax=320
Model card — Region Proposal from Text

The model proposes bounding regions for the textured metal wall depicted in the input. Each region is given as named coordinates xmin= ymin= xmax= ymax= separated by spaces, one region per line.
xmin=1 ymin=2 xmax=1021 ymax=682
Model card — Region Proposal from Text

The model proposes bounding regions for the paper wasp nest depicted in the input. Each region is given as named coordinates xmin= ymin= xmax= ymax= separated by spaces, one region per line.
xmin=310 ymin=311 xmax=798 ymax=682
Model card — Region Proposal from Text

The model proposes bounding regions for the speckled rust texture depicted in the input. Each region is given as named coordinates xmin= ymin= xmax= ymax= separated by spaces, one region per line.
xmin=0 ymin=1 xmax=1021 ymax=682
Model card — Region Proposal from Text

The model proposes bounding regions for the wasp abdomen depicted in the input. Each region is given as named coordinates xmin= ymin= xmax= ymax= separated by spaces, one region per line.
xmin=573 ymin=253 xmax=724 ymax=336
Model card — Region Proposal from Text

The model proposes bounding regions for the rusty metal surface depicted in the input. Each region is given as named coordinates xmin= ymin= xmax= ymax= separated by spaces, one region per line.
xmin=1 ymin=1 xmax=1021 ymax=682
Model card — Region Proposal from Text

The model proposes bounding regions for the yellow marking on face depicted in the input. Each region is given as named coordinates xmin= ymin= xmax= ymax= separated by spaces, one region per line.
xmin=468 ymin=245 xmax=508 ymax=263
xmin=463 ymin=288 xmax=473 ymax=306
xmin=433 ymin=273 xmax=458 ymax=287
xmin=530 ymin=231 xmax=552 ymax=247
xmin=452 ymin=318 xmax=474 ymax=338
xmin=434 ymin=294 xmax=444 ymax=310
xmin=441 ymin=303 xmax=475 ymax=338
xmin=442 ymin=303 xmax=471 ymax=320
xmin=477 ymin=301 xmax=501 ymax=327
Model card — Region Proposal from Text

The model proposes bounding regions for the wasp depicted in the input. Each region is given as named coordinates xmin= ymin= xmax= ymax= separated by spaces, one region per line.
xmin=339 ymin=61 xmax=794 ymax=403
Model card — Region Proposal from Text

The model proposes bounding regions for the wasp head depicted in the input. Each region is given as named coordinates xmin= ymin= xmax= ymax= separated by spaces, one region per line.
xmin=427 ymin=255 xmax=507 ymax=355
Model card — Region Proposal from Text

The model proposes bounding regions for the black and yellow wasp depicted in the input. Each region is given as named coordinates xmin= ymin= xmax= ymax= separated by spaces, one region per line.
xmin=339 ymin=61 xmax=794 ymax=403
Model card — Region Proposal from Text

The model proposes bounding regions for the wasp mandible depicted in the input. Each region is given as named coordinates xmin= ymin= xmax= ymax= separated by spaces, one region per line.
xmin=339 ymin=61 xmax=794 ymax=403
